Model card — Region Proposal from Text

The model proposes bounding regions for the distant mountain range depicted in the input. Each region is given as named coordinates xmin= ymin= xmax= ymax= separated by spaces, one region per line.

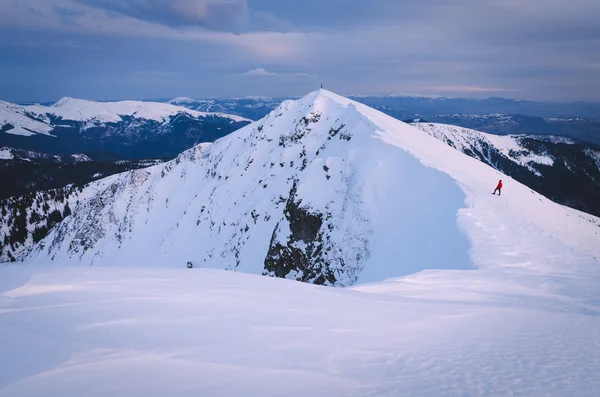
xmin=10 ymin=95 xmax=600 ymax=145
xmin=168 ymin=97 xmax=285 ymax=121
xmin=0 ymin=98 xmax=251 ymax=160
xmin=166 ymin=96 xmax=600 ymax=145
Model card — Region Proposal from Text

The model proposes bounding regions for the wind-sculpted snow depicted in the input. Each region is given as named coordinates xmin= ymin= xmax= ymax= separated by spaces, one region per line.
xmin=1 ymin=266 xmax=600 ymax=396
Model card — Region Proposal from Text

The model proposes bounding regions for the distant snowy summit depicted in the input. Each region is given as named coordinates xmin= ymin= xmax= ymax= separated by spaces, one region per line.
xmin=0 ymin=98 xmax=251 ymax=160
xmin=25 ymin=97 xmax=248 ymax=128
xmin=22 ymin=90 xmax=600 ymax=288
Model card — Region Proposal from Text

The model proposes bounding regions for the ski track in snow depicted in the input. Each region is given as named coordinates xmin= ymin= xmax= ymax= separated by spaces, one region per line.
xmin=1 ymin=90 xmax=600 ymax=396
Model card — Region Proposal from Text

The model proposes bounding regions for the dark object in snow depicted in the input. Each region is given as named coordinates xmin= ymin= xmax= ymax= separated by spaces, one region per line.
xmin=187 ymin=261 xmax=193 ymax=269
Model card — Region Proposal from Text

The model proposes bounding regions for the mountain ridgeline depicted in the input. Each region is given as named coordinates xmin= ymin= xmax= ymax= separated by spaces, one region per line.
xmin=413 ymin=123 xmax=600 ymax=217
xmin=0 ymin=99 xmax=250 ymax=160
xmin=169 ymin=96 xmax=600 ymax=145
xmin=10 ymin=90 xmax=598 ymax=288
xmin=16 ymin=90 xmax=477 ymax=282
xmin=2 ymin=91 xmax=600 ymax=279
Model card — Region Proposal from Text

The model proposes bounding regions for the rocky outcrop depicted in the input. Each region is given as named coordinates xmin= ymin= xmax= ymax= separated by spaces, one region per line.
xmin=263 ymin=182 xmax=337 ymax=285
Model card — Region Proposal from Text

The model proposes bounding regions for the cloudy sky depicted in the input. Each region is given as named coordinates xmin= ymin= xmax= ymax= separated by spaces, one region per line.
xmin=1 ymin=0 xmax=599 ymax=102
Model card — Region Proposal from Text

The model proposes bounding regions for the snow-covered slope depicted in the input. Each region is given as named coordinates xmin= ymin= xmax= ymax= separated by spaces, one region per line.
xmin=25 ymin=90 xmax=600 ymax=287
xmin=1 ymin=265 xmax=599 ymax=397
xmin=0 ymin=101 xmax=53 ymax=136
xmin=2 ymin=98 xmax=247 ymax=136
xmin=412 ymin=123 xmax=554 ymax=175
xmin=0 ymin=98 xmax=251 ymax=160
xmin=412 ymin=122 xmax=600 ymax=216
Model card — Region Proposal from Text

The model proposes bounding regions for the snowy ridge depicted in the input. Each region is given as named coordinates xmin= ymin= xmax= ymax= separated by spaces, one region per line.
xmin=32 ymin=97 xmax=250 ymax=123
xmin=27 ymin=90 xmax=600 ymax=289
xmin=70 ymin=153 xmax=92 ymax=163
xmin=533 ymin=134 xmax=576 ymax=144
xmin=0 ymin=101 xmax=54 ymax=136
xmin=168 ymin=97 xmax=199 ymax=104
xmin=412 ymin=123 xmax=555 ymax=176
xmin=411 ymin=122 xmax=600 ymax=217
xmin=0 ymin=98 xmax=249 ymax=138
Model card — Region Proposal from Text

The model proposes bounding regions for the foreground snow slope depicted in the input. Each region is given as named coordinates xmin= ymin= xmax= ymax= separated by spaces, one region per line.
xmin=0 ymin=266 xmax=599 ymax=397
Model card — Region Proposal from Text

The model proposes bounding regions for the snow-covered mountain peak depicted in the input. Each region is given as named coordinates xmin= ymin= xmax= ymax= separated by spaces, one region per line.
xmin=26 ymin=90 xmax=600 ymax=289
xmin=169 ymin=97 xmax=198 ymax=104
xmin=52 ymin=96 xmax=81 ymax=108
xmin=25 ymin=98 xmax=250 ymax=123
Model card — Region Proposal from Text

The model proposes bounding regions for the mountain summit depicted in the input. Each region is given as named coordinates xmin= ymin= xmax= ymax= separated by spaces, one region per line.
xmin=27 ymin=90 xmax=600 ymax=288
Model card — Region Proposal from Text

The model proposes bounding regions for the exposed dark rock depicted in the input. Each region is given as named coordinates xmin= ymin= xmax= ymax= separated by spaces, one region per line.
xmin=263 ymin=182 xmax=337 ymax=285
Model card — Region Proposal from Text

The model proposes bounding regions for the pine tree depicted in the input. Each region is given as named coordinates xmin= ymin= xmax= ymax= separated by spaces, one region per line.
xmin=47 ymin=209 xmax=63 ymax=229
xmin=32 ymin=226 xmax=49 ymax=243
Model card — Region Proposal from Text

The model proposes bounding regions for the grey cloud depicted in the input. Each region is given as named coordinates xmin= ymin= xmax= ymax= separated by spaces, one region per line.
xmin=1 ymin=0 xmax=599 ymax=101
xmin=74 ymin=0 xmax=250 ymax=31
xmin=54 ymin=6 xmax=86 ymax=25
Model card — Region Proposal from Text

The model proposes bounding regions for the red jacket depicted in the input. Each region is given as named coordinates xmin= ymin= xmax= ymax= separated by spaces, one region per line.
xmin=496 ymin=181 xmax=503 ymax=189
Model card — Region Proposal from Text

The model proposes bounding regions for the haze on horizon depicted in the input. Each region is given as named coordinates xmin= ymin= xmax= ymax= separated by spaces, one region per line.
xmin=1 ymin=0 xmax=599 ymax=103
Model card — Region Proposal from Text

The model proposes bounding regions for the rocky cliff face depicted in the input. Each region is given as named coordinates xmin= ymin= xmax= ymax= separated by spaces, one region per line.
xmin=263 ymin=181 xmax=336 ymax=285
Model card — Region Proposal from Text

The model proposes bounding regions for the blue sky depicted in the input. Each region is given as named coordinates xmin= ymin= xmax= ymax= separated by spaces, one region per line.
xmin=1 ymin=0 xmax=599 ymax=102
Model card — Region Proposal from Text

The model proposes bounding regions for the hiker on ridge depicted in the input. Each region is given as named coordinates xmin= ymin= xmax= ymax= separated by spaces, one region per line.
xmin=493 ymin=180 xmax=503 ymax=196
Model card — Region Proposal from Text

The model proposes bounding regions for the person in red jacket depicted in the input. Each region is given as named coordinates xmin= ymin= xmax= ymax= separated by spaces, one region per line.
xmin=493 ymin=180 xmax=503 ymax=195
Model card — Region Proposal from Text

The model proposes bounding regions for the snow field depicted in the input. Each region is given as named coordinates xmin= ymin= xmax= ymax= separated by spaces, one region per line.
xmin=1 ymin=267 xmax=599 ymax=397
